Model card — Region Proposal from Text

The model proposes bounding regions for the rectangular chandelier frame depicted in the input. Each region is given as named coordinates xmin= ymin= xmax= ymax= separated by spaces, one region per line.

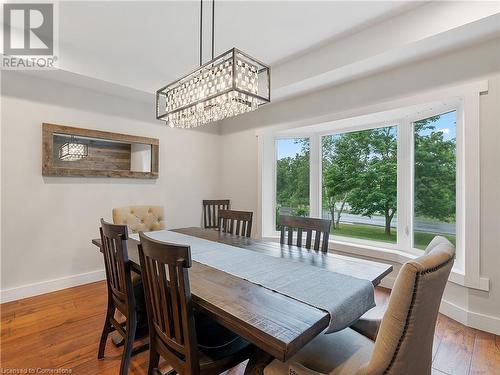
xmin=156 ymin=48 xmax=271 ymax=128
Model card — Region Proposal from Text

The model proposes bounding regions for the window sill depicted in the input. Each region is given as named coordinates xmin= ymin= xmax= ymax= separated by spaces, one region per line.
xmin=261 ymin=235 xmax=489 ymax=292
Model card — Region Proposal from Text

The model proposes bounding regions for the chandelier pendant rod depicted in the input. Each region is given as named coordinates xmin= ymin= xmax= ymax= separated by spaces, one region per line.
xmin=199 ymin=0 xmax=215 ymax=66
xmin=155 ymin=0 xmax=270 ymax=127
xmin=199 ymin=0 xmax=203 ymax=66
xmin=211 ymin=0 xmax=215 ymax=60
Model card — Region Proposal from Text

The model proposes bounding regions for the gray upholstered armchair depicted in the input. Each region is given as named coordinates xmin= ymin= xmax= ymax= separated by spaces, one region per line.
xmin=264 ymin=236 xmax=455 ymax=375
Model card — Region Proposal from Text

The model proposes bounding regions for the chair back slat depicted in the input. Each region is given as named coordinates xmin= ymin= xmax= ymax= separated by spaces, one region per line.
xmin=157 ymin=261 xmax=172 ymax=337
xmin=144 ymin=257 xmax=159 ymax=326
xmin=218 ymin=209 xmax=253 ymax=237
xmin=100 ymin=220 xmax=134 ymax=312
xmin=278 ymin=215 xmax=332 ymax=252
xmin=296 ymin=228 xmax=303 ymax=247
xmin=138 ymin=233 xmax=199 ymax=374
xmin=305 ymin=229 xmax=312 ymax=249
xmin=203 ymin=200 xmax=230 ymax=229
xmin=168 ymin=263 xmax=183 ymax=344
xmin=287 ymin=227 xmax=293 ymax=246
xmin=314 ymin=230 xmax=321 ymax=250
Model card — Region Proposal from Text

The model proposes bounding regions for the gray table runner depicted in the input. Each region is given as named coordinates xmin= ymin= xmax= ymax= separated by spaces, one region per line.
xmin=133 ymin=230 xmax=375 ymax=333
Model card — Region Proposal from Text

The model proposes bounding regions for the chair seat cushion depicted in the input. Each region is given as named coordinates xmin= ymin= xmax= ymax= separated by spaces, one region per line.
xmin=264 ymin=328 xmax=374 ymax=375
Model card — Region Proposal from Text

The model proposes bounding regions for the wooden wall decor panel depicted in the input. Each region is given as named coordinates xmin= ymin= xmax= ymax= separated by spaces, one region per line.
xmin=42 ymin=123 xmax=159 ymax=178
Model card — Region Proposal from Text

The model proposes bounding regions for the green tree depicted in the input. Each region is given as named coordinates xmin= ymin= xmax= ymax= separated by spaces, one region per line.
xmin=347 ymin=127 xmax=398 ymax=235
xmin=322 ymin=133 xmax=369 ymax=228
xmin=276 ymin=139 xmax=310 ymax=216
xmin=414 ymin=117 xmax=456 ymax=222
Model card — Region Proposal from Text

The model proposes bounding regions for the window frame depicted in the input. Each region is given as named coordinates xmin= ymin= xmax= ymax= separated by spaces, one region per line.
xmin=272 ymin=111 xmax=460 ymax=254
xmin=318 ymin=122 xmax=401 ymax=250
xmin=407 ymin=105 xmax=462 ymax=261
xmin=259 ymin=79 xmax=488 ymax=291
xmin=274 ymin=136 xmax=312 ymax=229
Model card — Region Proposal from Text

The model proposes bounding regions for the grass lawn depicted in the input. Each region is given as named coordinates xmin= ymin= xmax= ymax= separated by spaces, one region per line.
xmin=331 ymin=222 xmax=456 ymax=250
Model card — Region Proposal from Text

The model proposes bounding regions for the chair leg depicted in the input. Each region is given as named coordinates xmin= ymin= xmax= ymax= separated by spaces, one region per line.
xmin=119 ymin=316 xmax=137 ymax=375
xmin=98 ymin=300 xmax=115 ymax=360
xmin=147 ymin=346 xmax=160 ymax=375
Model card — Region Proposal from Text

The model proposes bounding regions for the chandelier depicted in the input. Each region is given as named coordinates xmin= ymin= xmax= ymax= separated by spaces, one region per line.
xmin=156 ymin=0 xmax=270 ymax=128
xmin=59 ymin=136 xmax=88 ymax=161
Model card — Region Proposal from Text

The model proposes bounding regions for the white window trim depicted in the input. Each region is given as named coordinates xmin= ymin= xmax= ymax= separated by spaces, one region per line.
xmin=406 ymin=103 xmax=462 ymax=260
xmin=258 ymin=79 xmax=489 ymax=292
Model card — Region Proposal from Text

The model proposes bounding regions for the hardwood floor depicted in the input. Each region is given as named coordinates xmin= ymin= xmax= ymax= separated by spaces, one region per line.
xmin=1 ymin=281 xmax=499 ymax=374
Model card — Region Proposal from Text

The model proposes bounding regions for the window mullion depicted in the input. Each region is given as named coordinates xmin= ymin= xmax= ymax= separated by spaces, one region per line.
xmin=398 ymin=119 xmax=412 ymax=251
xmin=309 ymin=135 xmax=321 ymax=218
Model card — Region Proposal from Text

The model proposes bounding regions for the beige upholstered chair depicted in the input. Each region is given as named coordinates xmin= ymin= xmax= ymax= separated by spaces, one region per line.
xmin=264 ymin=236 xmax=455 ymax=375
xmin=112 ymin=206 xmax=165 ymax=234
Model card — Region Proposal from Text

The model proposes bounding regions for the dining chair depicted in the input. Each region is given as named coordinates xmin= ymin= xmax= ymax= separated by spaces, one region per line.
xmin=97 ymin=219 xmax=148 ymax=375
xmin=264 ymin=236 xmax=455 ymax=375
xmin=279 ymin=215 xmax=332 ymax=253
xmin=218 ymin=209 xmax=253 ymax=238
xmin=202 ymin=199 xmax=230 ymax=229
xmin=138 ymin=232 xmax=253 ymax=375
xmin=112 ymin=205 xmax=165 ymax=233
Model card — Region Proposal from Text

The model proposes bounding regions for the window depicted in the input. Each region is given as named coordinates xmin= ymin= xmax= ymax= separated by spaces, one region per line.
xmin=276 ymin=138 xmax=310 ymax=228
xmin=322 ymin=125 xmax=398 ymax=244
xmin=271 ymin=110 xmax=459 ymax=251
xmin=413 ymin=111 xmax=457 ymax=250
xmin=263 ymin=81 xmax=488 ymax=290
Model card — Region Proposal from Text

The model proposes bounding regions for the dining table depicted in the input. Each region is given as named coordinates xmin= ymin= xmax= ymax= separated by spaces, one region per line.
xmin=92 ymin=227 xmax=392 ymax=374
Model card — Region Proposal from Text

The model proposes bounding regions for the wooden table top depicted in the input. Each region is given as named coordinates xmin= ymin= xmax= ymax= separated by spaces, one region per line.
xmin=92 ymin=227 xmax=392 ymax=361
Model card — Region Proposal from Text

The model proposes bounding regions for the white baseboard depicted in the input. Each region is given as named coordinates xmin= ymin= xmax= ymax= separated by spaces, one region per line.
xmin=0 ymin=269 xmax=106 ymax=303
xmin=440 ymin=299 xmax=500 ymax=335
xmin=377 ymin=274 xmax=500 ymax=335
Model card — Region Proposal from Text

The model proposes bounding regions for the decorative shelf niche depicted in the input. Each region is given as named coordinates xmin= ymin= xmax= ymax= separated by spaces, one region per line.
xmin=42 ymin=123 xmax=159 ymax=178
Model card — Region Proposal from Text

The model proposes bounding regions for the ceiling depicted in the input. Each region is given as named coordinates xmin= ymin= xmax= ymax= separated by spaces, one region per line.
xmin=56 ymin=1 xmax=419 ymax=93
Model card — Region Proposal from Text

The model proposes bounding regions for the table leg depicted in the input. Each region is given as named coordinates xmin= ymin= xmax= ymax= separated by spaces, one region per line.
xmin=244 ymin=348 xmax=273 ymax=375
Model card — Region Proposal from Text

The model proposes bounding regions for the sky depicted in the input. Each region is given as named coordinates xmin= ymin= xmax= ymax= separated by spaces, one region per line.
xmin=417 ymin=110 xmax=457 ymax=141
xmin=276 ymin=110 xmax=457 ymax=159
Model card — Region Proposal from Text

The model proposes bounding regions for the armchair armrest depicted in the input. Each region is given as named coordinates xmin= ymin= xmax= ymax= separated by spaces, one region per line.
xmin=289 ymin=363 xmax=326 ymax=375
xmin=350 ymin=318 xmax=382 ymax=341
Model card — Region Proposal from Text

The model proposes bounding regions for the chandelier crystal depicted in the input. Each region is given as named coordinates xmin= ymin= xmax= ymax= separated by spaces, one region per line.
xmin=156 ymin=48 xmax=270 ymax=128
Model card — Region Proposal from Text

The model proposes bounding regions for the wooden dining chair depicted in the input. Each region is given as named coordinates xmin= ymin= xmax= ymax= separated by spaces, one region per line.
xmin=138 ymin=232 xmax=253 ymax=375
xmin=264 ymin=236 xmax=456 ymax=375
xmin=279 ymin=215 xmax=332 ymax=253
xmin=218 ymin=209 xmax=253 ymax=238
xmin=202 ymin=199 xmax=230 ymax=229
xmin=98 ymin=219 xmax=147 ymax=375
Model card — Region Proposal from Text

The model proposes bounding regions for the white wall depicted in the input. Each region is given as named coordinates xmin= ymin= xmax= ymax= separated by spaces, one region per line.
xmin=130 ymin=143 xmax=152 ymax=172
xmin=218 ymin=131 xmax=260 ymax=236
xmin=218 ymin=38 xmax=500 ymax=333
xmin=0 ymin=71 xmax=221 ymax=301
